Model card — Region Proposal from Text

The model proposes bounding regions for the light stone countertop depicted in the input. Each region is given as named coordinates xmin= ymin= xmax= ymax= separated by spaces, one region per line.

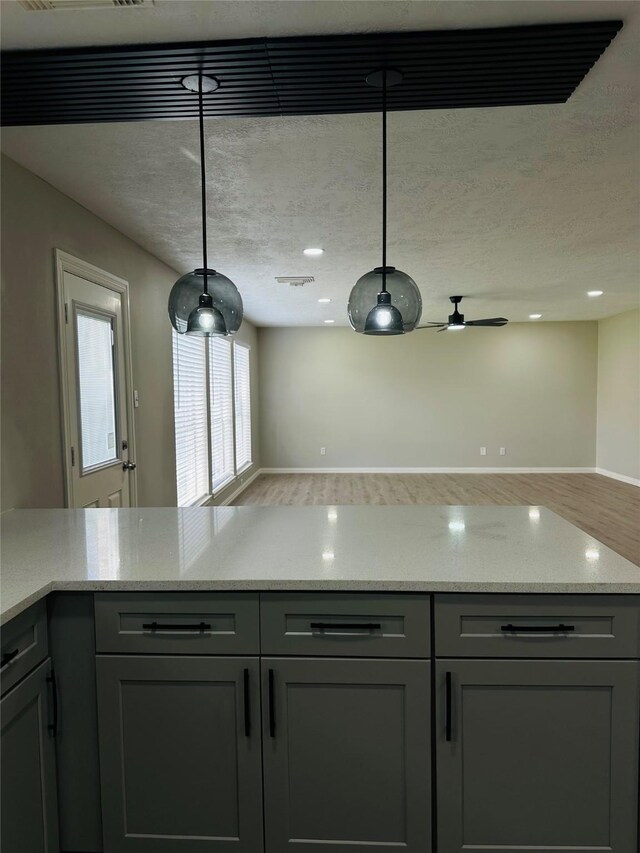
xmin=1 ymin=506 xmax=638 ymax=624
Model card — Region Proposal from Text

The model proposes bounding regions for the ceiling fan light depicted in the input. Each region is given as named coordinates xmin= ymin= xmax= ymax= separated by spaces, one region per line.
xmin=363 ymin=290 xmax=405 ymax=335
xmin=447 ymin=323 xmax=466 ymax=330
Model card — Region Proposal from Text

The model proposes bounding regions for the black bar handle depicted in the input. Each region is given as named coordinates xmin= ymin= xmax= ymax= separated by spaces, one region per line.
xmin=445 ymin=671 xmax=452 ymax=742
xmin=268 ymin=669 xmax=276 ymax=738
xmin=47 ymin=669 xmax=58 ymax=738
xmin=142 ymin=622 xmax=211 ymax=632
xmin=1 ymin=648 xmax=19 ymax=668
xmin=243 ymin=668 xmax=251 ymax=738
xmin=309 ymin=622 xmax=381 ymax=632
xmin=500 ymin=623 xmax=575 ymax=633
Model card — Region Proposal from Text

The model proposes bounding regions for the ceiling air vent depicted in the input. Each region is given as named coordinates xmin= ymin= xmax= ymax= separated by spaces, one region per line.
xmin=275 ymin=276 xmax=315 ymax=288
xmin=19 ymin=0 xmax=153 ymax=10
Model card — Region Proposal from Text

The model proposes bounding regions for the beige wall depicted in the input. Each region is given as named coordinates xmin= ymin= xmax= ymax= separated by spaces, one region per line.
xmin=596 ymin=309 xmax=640 ymax=481
xmin=258 ymin=322 xmax=598 ymax=470
xmin=1 ymin=155 xmax=260 ymax=509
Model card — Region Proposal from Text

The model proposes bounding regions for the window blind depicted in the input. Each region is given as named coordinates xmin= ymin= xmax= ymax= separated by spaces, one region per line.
xmin=234 ymin=343 xmax=252 ymax=471
xmin=172 ymin=331 xmax=209 ymax=506
xmin=209 ymin=337 xmax=235 ymax=491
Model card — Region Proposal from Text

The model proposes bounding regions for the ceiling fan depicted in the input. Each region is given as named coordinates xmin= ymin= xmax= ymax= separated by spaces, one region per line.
xmin=419 ymin=296 xmax=508 ymax=331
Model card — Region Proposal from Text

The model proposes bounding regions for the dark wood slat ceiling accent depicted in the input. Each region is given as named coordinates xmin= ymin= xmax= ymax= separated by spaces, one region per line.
xmin=0 ymin=21 xmax=622 ymax=126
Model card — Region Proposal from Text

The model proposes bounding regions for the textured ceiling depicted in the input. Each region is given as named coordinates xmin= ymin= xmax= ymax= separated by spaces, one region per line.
xmin=1 ymin=0 xmax=639 ymax=326
xmin=0 ymin=0 xmax=635 ymax=50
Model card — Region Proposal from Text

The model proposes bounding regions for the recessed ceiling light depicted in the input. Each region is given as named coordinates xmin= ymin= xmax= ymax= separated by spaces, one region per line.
xmin=317 ymin=298 xmax=332 ymax=304
xmin=304 ymin=248 xmax=324 ymax=256
xmin=324 ymin=319 xmax=335 ymax=324
xmin=529 ymin=313 xmax=542 ymax=320
xmin=587 ymin=290 xmax=603 ymax=297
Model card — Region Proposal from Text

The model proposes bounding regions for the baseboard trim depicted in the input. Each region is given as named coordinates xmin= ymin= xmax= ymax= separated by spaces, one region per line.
xmin=260 ymin=467 xmax=597 ymax=475
xmin=217 ymin=468 xmax=262 ymax=506
xmin=595 ymin=468 xmax=640 ymax=487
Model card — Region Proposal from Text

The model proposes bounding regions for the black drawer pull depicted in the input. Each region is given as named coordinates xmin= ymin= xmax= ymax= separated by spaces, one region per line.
xmin=268 ymin=669 xmax=276 ymax=738
xmin=501 ymin=623 xmax=575 ymax=633
xmin=309 ymin=622 xmax=382 ymax=632
xmin=243 ymin=669 xmax=251 ymax=738
xmin=47 ymin=669 xmax=58 ymax=738
xmin=142 ymin=622 xmax=211 ymax=632
xmin=1 ymin=648 xmax=19 ymax=668
xmin=445 ymin=671 xmax=453 ymax=742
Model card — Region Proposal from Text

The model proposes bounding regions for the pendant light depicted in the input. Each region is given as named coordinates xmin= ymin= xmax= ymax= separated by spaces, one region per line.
xmin=348 ymin=69 xmax=422 ymax=335
xmin=168 ymin=73 xmax=243 ymax=337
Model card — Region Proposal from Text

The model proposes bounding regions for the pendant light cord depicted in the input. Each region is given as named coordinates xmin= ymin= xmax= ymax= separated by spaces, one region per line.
xmin=198 ymin=72 xmax=209 ymax=295
xmin=381 ymin=68 xmax=387 ymax=293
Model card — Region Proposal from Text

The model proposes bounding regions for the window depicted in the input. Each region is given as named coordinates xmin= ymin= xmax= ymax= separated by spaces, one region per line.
xmin=172 ymin=332 xmax=209 ymax=506
xmin=209 ymin=338 xmax=235 ymax=491
xmin=172 ymin=333 xmax=253 ymax=506
xmin=234 ymin=344 xmax=252 ymax=471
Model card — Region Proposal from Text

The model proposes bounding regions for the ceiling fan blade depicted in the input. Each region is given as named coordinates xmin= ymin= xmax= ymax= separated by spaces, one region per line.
xmin=465 ymin=318 xmax=509 ymax=327
xmin=416 ymin=323 xmax=448 ymax=330
xmin=437 ymin=326 xmax=450 ymax=332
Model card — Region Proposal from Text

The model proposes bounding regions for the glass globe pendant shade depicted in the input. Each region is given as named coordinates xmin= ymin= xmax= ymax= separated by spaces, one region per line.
xmin=168 ymin=268 xmax=243 ymax=335
xmin=186 ymin=291 xmax=227 ymax=336
xmin=348 ymin=267 xmax=422 ymax=333
xmin=364 ymin=290 xmax=404 ymax=335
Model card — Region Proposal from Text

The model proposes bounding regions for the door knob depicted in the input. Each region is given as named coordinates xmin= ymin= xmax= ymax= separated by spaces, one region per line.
xmin=123 ymin=461 xmax=137 ymax=471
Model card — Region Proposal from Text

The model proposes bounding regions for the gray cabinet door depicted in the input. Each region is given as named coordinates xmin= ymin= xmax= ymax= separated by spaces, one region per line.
xmin=96 ymin=655 xmax=263 ymax=853
xmin=436 ymin=659 xmax=640 ymax=852
xmin=1 ymin=657 xmax=59 ymax=853
xmin=261 ymin=657 xmax=431 ymax=853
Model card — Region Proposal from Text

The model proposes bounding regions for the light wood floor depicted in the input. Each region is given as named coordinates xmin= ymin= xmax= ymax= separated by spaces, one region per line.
xmin=233 ymin=473 xmax=640 ymax=566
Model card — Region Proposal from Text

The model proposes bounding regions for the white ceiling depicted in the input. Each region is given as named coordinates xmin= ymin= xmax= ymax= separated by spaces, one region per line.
xmin=2 ymin=0 xmax=639 ymax=327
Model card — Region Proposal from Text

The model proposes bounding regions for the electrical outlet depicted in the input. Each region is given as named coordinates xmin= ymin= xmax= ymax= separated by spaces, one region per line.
xmin=500 ymin=447 xmax=506 ymax=456
xmin=320 ymin=447 xmax=326 ymax=456
xmin=480 ymin=447 xmax=487 ymax=456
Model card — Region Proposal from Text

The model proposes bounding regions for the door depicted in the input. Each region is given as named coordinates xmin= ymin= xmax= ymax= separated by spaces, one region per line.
xmin=56 ymin=252 xmax=136 ymax=507
xmin=1 ymin=658 xmax=59 ymax=853
xmin=436 ymin=659 xmax=640 ymax=852
xmin=261 ymin=658 xmax=431 ymax=853
xmin=96 ymin=655 xmax=263 ymax=852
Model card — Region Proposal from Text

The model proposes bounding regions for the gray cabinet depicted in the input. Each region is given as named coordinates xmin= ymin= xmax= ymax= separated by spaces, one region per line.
xmin=1 ymin=657 xmax=59 ymax=853
xmin=96 ymin=655 xmax=263 ymax=853
xmin=436 ymin=659 xmax=640 ymax=852
xmin=434 ymin=594 xmax=640 ymax=659
xmin=261 ymin=657 xmax=431 ymax=853
xmin=1 ymin=599 xmax=48 ymax=696
xmin=49 ymin=592 xmax=103 ymax=852
xmin=261 ymin=593 xmax=430 ymax=658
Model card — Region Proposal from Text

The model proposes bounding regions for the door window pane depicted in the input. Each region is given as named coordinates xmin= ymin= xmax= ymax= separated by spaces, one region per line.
xmin=76 ymin=311 xmax=118 ymax=471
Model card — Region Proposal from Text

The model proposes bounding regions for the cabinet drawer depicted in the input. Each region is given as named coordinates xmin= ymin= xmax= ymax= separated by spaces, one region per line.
xmin=261 ymin=593 xmax=430 ymax=658
xmin=435 ymin=594 xmax=640 ymax=659
xmin=94 ymin=593 xmax=259 ymax=654
xmin=1 ymin=600 xmax=48 ymax=696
